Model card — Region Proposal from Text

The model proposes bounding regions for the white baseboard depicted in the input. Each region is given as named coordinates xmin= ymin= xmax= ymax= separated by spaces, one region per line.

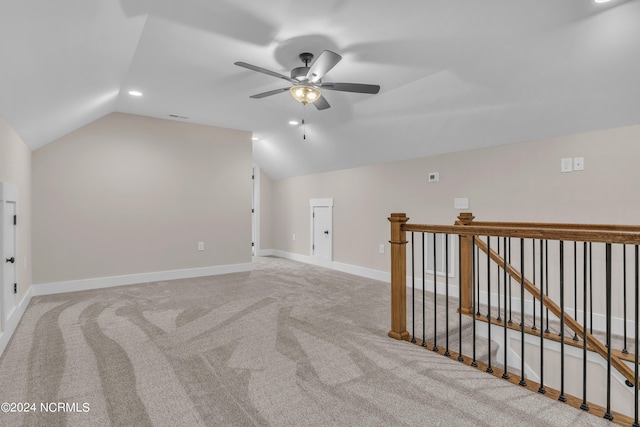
xmin=31 ymin=263 xmax=254 ymax=296
xmin=271 ymin=250 xmax=390 ymax=283
xmin=256 ymin=249 xmax=276 ymax=257
xmin=406 ymin=275 xmax=628 ymax=338
xmin=265 ymin=250 xmax=626 ymax=338
xmin=0 ymin=286 xmax=33 ymax=357
xmin=1 ymin=262 xmax=253 ymax=357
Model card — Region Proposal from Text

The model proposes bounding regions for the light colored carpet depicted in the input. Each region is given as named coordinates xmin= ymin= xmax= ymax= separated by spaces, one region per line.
xmin=0 ymin=256 xmax=609 ymax=426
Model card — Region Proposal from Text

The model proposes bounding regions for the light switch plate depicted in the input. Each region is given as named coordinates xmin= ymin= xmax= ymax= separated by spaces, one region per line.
xmin=573 ymin=157 xmax=584 ymax=171
xmin=454 ymin=198 xmax=469 ymax=209
xmin=561 ymin=158 xmax=573 ymax=173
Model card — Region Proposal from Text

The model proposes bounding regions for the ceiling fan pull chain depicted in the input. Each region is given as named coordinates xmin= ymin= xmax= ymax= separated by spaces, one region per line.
xmin=302 ymin=105 xmax=306 ymax=140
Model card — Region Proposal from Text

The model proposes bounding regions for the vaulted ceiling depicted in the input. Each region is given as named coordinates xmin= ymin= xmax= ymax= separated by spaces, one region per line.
xmin=1 ymin=0 xmax=639 ymax=179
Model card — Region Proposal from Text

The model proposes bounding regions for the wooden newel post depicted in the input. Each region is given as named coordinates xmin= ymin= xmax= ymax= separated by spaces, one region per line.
xmin=388 ymin=213 xmax=410 ymax=341
xmin=455 ymin=212 xmax=475 ymax=315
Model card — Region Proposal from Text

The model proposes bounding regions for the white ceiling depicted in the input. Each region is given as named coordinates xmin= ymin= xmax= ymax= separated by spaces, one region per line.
xmin=1 ymin=0 xmax=639 ymax=179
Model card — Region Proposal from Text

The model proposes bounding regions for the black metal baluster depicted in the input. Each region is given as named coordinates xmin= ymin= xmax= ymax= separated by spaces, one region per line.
xmin=604 ymin=244 xmax=613 ymax=421
xmin=519 ymin=238 xmax=526 ymax=387
xmin=458 ymin=235 xmax=464 ymax=363
xmin=589 ymin=242 xmax=593 ymax=335
xmin=623 ymin=245 xmax=628 ymax=354
xmin=445 ymin=235 xmax=450 ymax=357
xmin=581 ymin=242 xmax=589 ymax=411
xmin=433 ymin=233 xmax=439 ymax=352
xmin=422 ymin=232 xmax=426 ymax=347
xmin=476 ymin=243 xmax=481 ymax=317
xmin=634 ymin=245 xmax=639 ymax=427
xmin=558 ymin=241 xmax=567 ymax=402
xmin=545 ymin=240 xmax=550 ymax=334
xmin=411 ymin=232 xmax=416 ymax=343
xmin=532 ymin=239 xmax=537 ymax=331
xmin=502 ymin=237 xmax=510 ymax=380
xmin=497 ymin=237 xmax=502 ymax=322
xmin=472 ymin=236 xmax=477 ymax=367
xmin=573 ymin=241 xmax=578 ymax=340
xmin=508 ymin=239 xmax=513 ymax=324
xmin=538 ymin=239 xmax=545 ymax=394
xmin=486 ymin=236 xmax=493 ymax=373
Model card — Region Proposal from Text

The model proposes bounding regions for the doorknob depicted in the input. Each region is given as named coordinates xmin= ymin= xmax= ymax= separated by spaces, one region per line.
xmin=6 ymin=257 xmax=15 ymax=263
xmin=324 ymin=230 xmax=329 ymax=235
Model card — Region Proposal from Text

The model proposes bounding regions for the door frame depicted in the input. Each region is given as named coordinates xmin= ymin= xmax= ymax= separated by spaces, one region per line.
xmin=0 ymin=182 xmax=18 ymax=332
xmin=309 ymin=198 xmax=333 ymax=261
xmin=252 ymin=166 xmax=260 ymax=256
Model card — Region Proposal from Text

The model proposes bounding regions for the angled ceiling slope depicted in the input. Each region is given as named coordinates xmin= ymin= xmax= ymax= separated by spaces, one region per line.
xmin=1 ymin=0 xmax=639 ymax=179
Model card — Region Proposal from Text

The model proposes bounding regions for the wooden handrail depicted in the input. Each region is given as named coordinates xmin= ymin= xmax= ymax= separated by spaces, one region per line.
xmin=467 ymin=220 xmax=640 ymax=232
xmin=390 ymin=212 xmax=640 ymax=323
xmin=402 ymin=223 xmax=640 ymax=245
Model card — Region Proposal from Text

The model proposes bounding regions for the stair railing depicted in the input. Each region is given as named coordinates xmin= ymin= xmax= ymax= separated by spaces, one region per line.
xmin=388 ymin=212 xmax=640 ymax=426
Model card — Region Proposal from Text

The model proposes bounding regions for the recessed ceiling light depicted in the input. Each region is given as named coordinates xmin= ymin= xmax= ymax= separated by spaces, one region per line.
xmin=594 ymin=0 xmax=612 ymax=3
xmin=289 ymin=120 xmax=299 ymax=125
xmin=128 ymin=90 xmax=143 ymax=96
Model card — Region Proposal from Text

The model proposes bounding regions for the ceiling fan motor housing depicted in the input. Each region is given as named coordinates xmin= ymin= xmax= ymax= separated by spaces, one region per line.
xmin=291 ymin=66 xmax=310 ymax=82
xmin=292 ymin=52 xmax=315 ymax=82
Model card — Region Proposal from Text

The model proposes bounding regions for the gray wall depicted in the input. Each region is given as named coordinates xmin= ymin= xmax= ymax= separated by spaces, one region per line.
xmin=270 ymin=124 xmax=640 ymax=274
xmin=33 ymin=113 xmax=252 ymax=284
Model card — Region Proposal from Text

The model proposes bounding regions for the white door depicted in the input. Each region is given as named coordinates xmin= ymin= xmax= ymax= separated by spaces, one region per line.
xmin=312 ymin=206 xmax=332 ymax=260
xmin=2 ymin=200 xmax=17 ymax=331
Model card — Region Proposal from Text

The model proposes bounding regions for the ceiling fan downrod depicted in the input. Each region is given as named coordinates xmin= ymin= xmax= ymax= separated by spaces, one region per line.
xmin=299 ymin=52 xmax=314 ymax=67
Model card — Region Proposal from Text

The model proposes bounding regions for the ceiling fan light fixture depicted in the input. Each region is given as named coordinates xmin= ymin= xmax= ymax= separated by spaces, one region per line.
xmin=289 ymin=85 xmax=321 ymax=105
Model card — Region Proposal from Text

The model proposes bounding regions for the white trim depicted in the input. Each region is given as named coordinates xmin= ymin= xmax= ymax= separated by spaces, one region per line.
xmin=256 ymin=249 xmax=276 ymax=257
xmin=309 ymin=198 xmax=334 ymax=261
xmin=405 ymin=275 xmax=627 ymax=338
xmin=0 ymin=284 xmax=32 ymax=357
xmin=0 ymin=181 xmax=19 ymax=333
xmin=262 ymin=251 xmax=626 ymax=338
xmin=252 ymin=166 xmax=261 ymax=256
xmin=272 ymin=250 xmax=389 ymax=283
xmin=309 ymin=198 xmax=334 ymax=207
xmin=0 ymin=262 xmax=252 ymax=356
xmin=31 ymin=263 xmax=253 ymax=296
xmin=478 ymin=321 xmax=634 ymax=408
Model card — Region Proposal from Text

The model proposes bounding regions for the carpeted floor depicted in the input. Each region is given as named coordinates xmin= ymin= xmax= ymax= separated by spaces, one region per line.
xmin=0 ymin=256 xmax=609 ymax=426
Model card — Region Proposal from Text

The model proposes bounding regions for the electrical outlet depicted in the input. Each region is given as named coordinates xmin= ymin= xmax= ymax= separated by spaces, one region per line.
xmin=197 ymin=242 xmax=204 ymax=251
xmin=428 ymin=172 xmax=439 ymax=183
xmin=561 ymin=158 xmax=572 ymax=173
xmin=379 ymin=244 xmax=385 ymax=254
xmin=573 ymin=157 xmax=584 ymax=171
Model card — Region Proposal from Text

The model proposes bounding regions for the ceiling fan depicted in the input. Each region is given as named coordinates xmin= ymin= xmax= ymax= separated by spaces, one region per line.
xmin=234 ymin=50 xmax=380 ymax=110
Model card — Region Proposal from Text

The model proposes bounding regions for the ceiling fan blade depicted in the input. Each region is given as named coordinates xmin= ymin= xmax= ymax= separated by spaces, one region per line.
xmin=313 ymin=95 xmax=331 ymax=110
xmin=235 ymin=62 xmax=296 ymax=83
xmin=319 ymin=82 xmax=380 ymax=94
xmin=306 ymin=50 xmax=342 ymax=83
xmin=250 ymin=88 xmax=290 ymax=99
